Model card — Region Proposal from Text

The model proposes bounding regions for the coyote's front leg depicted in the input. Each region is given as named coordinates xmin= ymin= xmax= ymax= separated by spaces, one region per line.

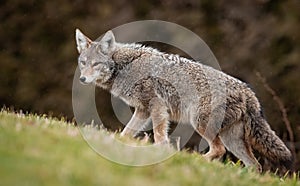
xmin=121 ymin=108 xmax=150 ymax=137
xmin=150 ymin=98 xmax=170 ymax=144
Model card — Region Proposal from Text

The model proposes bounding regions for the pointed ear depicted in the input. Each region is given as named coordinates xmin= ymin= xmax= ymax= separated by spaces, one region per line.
xmin=99 ymin=30 xmax=115 ymax=54
xmin=75 ymin=29 xmax=92 ymax=53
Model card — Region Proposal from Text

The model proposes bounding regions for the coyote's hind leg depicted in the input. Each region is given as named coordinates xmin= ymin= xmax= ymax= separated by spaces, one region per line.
xmin=196 ymin=125 xmax=226 ymax=161
xmin=219 ymin=122 xmax=262 ymax=172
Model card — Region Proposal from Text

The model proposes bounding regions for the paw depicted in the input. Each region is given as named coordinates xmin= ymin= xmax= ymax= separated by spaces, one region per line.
xmin=120 ymin=130 xmax=126 ymax=137
xmin=203 ymin=153 xmax=213 ymax=161
xmin=120 ymin=128 xmax=135 ymax=137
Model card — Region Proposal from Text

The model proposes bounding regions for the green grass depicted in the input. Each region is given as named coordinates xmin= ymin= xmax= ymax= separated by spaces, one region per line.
xmin=0 ymin=110 xmax=299 ymax=186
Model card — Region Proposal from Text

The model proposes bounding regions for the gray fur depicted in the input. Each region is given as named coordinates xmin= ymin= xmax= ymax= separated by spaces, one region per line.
xmin=75 ymin=29 xmax=293 ymax=172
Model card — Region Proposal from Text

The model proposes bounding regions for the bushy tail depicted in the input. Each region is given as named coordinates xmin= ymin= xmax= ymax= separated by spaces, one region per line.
xmin=245 ymin=95 xmax=293 ymax=171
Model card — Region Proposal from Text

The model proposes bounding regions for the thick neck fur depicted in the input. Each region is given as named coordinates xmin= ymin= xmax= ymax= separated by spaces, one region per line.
xmin=112 ymin=42 xmax=201 ymax=67
xmin=98 ymin=42 xmax=193 ymax=91
xmin=97 ymin=43 xmax=149 ymax=90
xmin=112 ymin=43 xmax=164 ymax=64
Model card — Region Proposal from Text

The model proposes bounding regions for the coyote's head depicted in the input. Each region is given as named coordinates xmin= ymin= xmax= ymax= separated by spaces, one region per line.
xmin=75 ymin=29 xmax=116 ymax=85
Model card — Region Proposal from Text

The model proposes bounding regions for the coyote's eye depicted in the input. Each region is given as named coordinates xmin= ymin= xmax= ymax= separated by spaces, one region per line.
xmin=80 ymin=60 xmax=86 ymax=66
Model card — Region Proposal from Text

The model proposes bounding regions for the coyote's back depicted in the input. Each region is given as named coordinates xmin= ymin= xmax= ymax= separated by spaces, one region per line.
xmin=75 ymin=29 xmax=293 ymax=173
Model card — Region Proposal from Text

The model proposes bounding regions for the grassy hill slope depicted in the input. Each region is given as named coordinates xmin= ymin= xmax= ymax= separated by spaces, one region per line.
xmin=0 ymin=110 xmax=299 ymax=186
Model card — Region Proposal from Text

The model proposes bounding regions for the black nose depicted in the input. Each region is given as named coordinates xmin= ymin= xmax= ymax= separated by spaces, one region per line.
xmin=79 ymin=76 xmax=86 ymax=83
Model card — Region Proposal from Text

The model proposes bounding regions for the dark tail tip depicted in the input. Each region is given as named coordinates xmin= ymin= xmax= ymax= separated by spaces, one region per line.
xmin=271 ymin=154 xmax=295 ymax=175
xmin=280 ymin=155 xmax=294 ymax=172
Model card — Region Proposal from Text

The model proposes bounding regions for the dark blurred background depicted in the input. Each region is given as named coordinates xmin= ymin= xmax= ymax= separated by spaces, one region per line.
xmin=0 ymin=0 xmax=299 ymax=170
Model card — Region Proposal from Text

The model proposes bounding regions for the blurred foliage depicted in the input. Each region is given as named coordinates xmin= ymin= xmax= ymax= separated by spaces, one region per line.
xmin=0 ymin=0 xmax=299 ymax=169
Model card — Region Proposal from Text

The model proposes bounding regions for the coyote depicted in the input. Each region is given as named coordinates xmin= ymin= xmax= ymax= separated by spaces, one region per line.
xmin=75 ymin=29 xmax=292 ymax=172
